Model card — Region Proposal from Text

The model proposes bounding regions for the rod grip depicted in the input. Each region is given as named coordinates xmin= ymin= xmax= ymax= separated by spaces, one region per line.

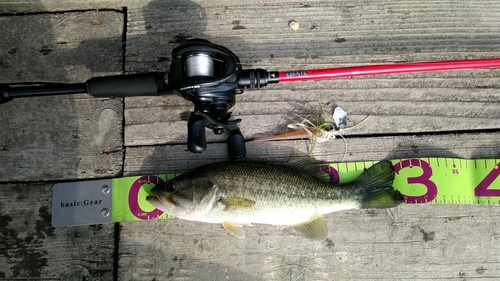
xmin=86 ymin=73 xmax=168 ymax=97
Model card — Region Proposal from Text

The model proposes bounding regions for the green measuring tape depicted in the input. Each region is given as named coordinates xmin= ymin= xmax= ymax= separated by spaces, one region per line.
xmin=111 ymin=158 xmax=500 ymax=223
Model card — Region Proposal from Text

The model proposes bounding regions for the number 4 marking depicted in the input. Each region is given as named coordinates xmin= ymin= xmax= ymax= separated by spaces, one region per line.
xmin=474 ymin=163 xmax=500 ymax=197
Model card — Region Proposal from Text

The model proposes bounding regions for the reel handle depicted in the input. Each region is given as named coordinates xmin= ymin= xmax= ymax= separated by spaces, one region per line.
xmin=187 ymin=113 xmax=207 ymax=153
xmin=228 ymin=129 xmax=246 ymax=159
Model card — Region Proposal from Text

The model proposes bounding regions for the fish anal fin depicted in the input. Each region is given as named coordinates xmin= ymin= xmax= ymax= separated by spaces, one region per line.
xmin=222 ymin=221 xmax=246 ymax=239
xmin=220 ymin=197 xmax=256 ymax=210
xmin=293 ymin=213 xmax=328 ymax=240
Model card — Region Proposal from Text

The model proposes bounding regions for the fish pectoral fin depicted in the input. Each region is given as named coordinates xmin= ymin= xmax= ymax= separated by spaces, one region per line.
xmin=293 ymin=213 xmax=328 ymax=240
xmin=221 ymin=222 xmax=246 ymax=239
xmin=220 ymin=197 xmax=256 ymax=210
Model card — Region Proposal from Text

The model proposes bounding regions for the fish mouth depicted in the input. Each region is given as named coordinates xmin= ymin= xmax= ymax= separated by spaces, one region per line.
xmin=146 ymin=195 xmax=177 ymax=211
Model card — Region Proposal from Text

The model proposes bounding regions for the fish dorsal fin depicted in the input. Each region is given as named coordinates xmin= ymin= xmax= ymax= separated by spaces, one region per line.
xmin=284 ymin=158 xmax=318 ymax=171
xmin=293 ymin=213 xmax=329 ymax=240
xmin=285 ymin=158 xmax=331 ymax=183
xmin=222 ymin=222 xmax=246 ymax=238
xmin=220 ymin=197 xmax=256 ymax=210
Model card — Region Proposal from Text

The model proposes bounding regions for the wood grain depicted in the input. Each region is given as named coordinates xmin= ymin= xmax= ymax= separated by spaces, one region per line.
xmin=124 ymin=91 xmax=500 ymax=146
xmin=0 ymin=1 xmax=499 ymax=281
xmin=119 ymin=204 xmax=500 ymax=281
xmin=0 ymin=11 xmax=124 ymax=181
xmin=0 ymin=183 xmax=115 ymax=280
xmin=0 ymin=10 xmax=122 ymax=281
xmin=123 ymin=132 xmax=500 ymax=175
xmin=119 ymin=1 xmax=500 ymax=280
xmin=120 ymin=133 xmax=500 ymax=281
xmin=124 ymin=0 xmax=500 ymax=146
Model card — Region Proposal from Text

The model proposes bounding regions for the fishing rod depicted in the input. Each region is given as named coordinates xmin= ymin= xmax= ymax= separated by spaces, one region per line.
xmin=2 ymin=39 xmax=500 ymax=159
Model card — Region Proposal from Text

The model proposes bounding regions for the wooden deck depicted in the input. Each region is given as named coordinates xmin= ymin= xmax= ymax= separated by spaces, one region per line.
xmin=1 ymin=1 xmax=499 ymax=280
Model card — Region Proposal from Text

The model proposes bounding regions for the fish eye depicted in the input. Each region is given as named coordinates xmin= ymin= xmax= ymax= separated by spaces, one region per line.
xmin=164 ymin=182 xmax=176 ymax=193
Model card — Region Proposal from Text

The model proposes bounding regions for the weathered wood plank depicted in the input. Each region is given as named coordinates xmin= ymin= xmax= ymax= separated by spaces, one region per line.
xmin=127 ymin=0 xmax=500 ymax=70
xmin=119 ymin=205 xmax=500 ymax=281
xmin=125 ymin=0 xmax=500 ymax=146
xmin=0 ymin=1 xmax=128 ymax=13
xmin=123 ymin=132 xmax=500 ymax=175
xmin=0 ymin=183 xmax=115 ymax=280
xmin=124 ymin=90 xmax=500 ymax=146
xmin=0 ymin=11 xmax=124 ymax=181
xmin=118 ymin=1 xmax=500 ymax=280
xmin=120 ymin=134 xmax=500 ymax=280
xmin=0 ymin=10 xmax=123 ymax=281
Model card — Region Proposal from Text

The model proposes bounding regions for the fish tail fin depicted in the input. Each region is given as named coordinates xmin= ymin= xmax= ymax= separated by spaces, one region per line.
xmin=351 ymin=160 xmax=403 ymax=209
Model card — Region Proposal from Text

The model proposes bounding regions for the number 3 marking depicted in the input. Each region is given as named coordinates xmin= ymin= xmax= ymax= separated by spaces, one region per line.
xmin=393 ymin=159 xmax=438 ymax=203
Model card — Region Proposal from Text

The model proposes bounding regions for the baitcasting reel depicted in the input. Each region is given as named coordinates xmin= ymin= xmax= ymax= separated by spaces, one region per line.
xmin=168 ymin=39 xmax=276 ymax=159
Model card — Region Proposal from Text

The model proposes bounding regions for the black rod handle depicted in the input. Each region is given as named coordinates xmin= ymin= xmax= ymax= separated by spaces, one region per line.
xmin=86 ymin=73 xmax=170 ymax=97
xmin=1 ymin=83 xmax=86 ymax=103
xmin=1 ymin=72 xmax=173 ymax=104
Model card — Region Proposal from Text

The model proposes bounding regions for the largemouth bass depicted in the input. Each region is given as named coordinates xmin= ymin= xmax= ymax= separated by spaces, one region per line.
xmin=146 ymin=160 xmax=402 ymax=240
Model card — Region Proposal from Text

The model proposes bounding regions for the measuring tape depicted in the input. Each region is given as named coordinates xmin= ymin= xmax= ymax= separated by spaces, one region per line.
xmin=110 ymin=157 xmax=500 ymax=223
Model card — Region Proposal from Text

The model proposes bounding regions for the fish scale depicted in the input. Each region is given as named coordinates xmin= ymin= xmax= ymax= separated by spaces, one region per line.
xmin=207 ymin=163 xmax=348 ymax=208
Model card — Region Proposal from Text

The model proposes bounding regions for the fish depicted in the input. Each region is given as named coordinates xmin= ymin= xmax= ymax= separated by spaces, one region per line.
xmin=146 ymin=160 xmax=402 ymax=240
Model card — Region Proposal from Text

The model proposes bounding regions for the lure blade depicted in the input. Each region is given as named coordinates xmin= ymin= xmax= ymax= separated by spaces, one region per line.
xmin=333 ymin=107 xmax=348 ymax=129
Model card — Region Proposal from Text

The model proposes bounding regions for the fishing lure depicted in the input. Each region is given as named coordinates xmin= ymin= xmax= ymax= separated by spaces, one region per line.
xmin=253 ymin=106 xmax=370 ymax=159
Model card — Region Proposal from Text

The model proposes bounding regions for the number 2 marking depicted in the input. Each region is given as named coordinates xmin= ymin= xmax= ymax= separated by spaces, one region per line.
xmin=474 ymin=163 xmax=500 ymax=197
xmin=393 ymin=159 xmax=438 ymax=203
